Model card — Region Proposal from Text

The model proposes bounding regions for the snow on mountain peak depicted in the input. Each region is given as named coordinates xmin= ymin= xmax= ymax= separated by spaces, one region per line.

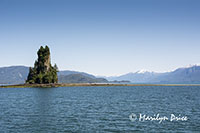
xmin=136 ymin=69 xmax=150 ymax=74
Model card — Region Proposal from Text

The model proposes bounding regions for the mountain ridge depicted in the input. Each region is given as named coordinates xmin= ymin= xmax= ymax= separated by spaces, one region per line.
xmin=0 ymin=66 xmax=108 ymax=84
xmin=1 ymin=65 xmax=200 ymax=84
xmin=105 ymin=65 xmax=200 ymax=84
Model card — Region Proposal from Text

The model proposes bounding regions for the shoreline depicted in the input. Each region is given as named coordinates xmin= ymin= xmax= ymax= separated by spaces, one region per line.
xmin=1 ymin=83 xmax=200 ymax=88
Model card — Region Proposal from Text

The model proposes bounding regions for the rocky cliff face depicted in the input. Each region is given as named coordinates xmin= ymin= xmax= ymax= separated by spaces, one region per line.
xmin=26 ymin=46 xmax=58 ymax=84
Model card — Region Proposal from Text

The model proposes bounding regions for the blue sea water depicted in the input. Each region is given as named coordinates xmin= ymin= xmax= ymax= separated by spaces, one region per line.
xmin=0 ymin=86 xmax=200 ymax=132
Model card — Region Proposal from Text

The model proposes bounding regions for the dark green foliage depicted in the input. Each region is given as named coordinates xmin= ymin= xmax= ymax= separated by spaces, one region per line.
xmin=26 ymin=67 xmax=37 ymax=84
xmin=26 ymin=46 xmax=58 ymax=84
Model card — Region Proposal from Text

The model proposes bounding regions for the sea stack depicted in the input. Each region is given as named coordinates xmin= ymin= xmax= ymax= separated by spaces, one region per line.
xmin=26 ymin=46 xmax=58 ymax=84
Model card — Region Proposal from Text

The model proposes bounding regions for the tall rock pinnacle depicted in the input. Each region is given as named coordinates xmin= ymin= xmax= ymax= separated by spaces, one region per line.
xmin=26 ymin=46 xmax=58 ymax=84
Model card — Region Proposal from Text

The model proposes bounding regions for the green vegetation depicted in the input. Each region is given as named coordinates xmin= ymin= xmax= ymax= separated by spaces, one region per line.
xmin=26 ymin=46 xmax=58 ymax=84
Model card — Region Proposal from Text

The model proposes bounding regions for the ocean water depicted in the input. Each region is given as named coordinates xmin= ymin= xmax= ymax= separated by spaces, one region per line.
xmin=0 ymin=86 xmax=200 ymax=132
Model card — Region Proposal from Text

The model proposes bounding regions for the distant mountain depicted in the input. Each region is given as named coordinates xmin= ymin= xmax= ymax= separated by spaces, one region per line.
xmin=58 ymin=70 xmax=107 ymax=83
xmin=58 ymin=70 xmax=95 ymax=78
xmin=106 ymin=71 xmax=160 ymax=83
xmin=1 ymin=65 xmax=200 ymax=84
xmin=58 ymin=74 xmax=108 ymax=83
xmin=151 ymin=65 xmax=200 ymax=84
xmin=105 ymin=65 xmax=200 ymax=84
xmin=0 ymin=66 xmax=106 ymax=84
xmin=0 ymin=66 xmax=29 ymax=84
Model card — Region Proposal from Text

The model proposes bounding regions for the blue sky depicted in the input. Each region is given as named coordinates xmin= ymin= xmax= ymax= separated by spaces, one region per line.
xmin=0 ymin=0 xmax=200 ymax=76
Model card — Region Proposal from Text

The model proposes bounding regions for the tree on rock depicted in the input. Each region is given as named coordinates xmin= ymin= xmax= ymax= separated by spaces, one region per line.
xmin=26 ymin=46 xmax=58 ymax=84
